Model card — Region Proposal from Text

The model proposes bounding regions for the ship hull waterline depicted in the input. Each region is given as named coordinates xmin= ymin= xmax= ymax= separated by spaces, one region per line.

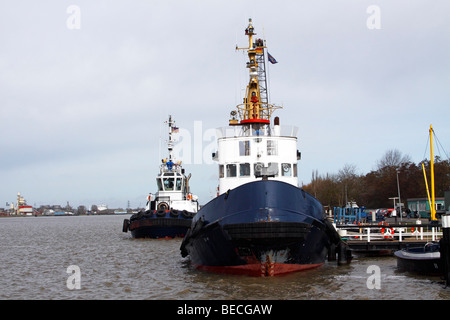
xmin=126 ymin=210 xmax=194 ymax=239
xmin=180 ymin=180 xmax=337 ymax=277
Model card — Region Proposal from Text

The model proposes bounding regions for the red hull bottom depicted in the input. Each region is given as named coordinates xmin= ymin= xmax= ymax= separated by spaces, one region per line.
xmin=195 ymin=262 xmax=324 ymax=277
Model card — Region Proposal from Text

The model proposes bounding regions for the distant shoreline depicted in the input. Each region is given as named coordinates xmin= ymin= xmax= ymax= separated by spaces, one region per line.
xmin=0 ymin=212 xmax=133 ymax=218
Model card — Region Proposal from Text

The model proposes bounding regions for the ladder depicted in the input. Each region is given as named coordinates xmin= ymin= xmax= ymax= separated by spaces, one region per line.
xmin=255 ymin=46 xmax=269 ymax=105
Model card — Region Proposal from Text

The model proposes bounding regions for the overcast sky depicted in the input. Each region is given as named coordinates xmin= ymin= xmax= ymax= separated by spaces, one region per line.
xmin=1 ymin=0 xmax=449 ymax=209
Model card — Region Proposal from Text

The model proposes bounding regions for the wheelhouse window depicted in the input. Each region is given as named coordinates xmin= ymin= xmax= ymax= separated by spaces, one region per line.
xmin=239 ymin=140 xmax=251 ymax=156
xmin=226 ymin=164 xmax=237 ymax=177
xmin=267 ymin=140 xmax=277 ymax=155
xmin=239 ymin=163 xmax=250 ymax=177
xmin=163 ymin=178 xmax=175 ymax=191
xmin=281 ymin=163 xmax=292 ymax=176
xmin=157 ymin=179 xmax=163 ymax=191
xmin=176 ymin=178 xmax=182 ymax=191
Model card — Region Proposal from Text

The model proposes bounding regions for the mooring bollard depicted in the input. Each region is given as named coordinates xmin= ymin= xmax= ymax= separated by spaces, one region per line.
xmin=328 ymin=243 xmax=336 ymax=261
xmin=337 ymin=242 xmax=352 ymax=265
xmin=440 ymin=214 xmax=450 ymax=286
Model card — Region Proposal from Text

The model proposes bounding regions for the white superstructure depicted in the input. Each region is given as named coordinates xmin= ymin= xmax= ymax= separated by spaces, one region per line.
xmin=146 ymin=115 xmax=199 ymax=213
xmin=212 ymin=19 xmax=301 ymax=196
xmin=214 ymin=121 xmax=301 ymax=195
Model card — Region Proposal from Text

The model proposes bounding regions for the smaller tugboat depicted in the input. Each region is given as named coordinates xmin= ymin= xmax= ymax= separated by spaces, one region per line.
xmin=394 ymin=242 xmax=441 ymax=275
xmin=123 ymin=115 xmax=199 ymax=238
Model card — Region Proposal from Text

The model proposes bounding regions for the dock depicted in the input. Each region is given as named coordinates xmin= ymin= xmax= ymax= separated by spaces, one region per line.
xmin=335 ymin=220 xmax=442 ymax=256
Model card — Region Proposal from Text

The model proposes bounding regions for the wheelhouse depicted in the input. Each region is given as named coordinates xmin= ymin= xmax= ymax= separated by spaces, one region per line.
xmin=156 ymin=172 xmax=185 ymax=192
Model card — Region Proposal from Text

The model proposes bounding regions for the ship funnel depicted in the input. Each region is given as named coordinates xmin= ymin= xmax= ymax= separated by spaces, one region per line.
xmin=274 ymin=116 xmax=280 ymax=136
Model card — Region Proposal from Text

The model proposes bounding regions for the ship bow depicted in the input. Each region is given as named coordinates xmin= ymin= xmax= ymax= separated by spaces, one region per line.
xmin=181 ymin=180 xmax=332 ymax=276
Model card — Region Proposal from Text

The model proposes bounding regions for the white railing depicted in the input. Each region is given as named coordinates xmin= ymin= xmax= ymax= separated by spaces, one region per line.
xmin=216 ymin=125 xmax=299 ymax=139
xmin=335 ymin=224 xmax=442 ymax=242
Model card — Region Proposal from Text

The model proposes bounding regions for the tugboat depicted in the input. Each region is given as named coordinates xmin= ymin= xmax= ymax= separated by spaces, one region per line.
xmin=394 ymin=242 xmax=441 ymax=275
xmin=123 ymin=115 xmax=199 ymax=238
xmin=180 ymin=19 xmax=346 ymax=276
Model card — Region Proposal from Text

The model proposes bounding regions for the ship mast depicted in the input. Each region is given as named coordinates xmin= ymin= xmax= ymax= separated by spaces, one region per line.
xmin=161 ymin=115 xmax=183 ymax=174
xmin=430 ymin=124 xmax=436 ymax=221
xmin=230 ymin=18 xmax=280 ymax=126
xmin=422 ymin=125 xmax=437 ymax=221
xmin=166 ymin=115 xmax=175 ymax=161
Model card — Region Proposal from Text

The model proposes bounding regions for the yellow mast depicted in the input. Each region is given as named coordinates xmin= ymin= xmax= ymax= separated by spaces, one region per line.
xmin=231 ymin=18 xmax=281 ymax=126
xmin=429 ymin=125 xmax=436 ymax=221
xmin=422 ymin=125 xmax=437 ymax=221
xmin=421 ymin=162 xmax=432 ymax=217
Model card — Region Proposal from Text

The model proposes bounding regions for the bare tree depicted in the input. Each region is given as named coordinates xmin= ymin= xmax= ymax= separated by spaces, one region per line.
xmin=377 ymin=149 xmax=411 ymax=169
xmin=337 ymin=163 xmax=361 ymax=206
xmin=337 ymin=163 xmax=358 ymax=182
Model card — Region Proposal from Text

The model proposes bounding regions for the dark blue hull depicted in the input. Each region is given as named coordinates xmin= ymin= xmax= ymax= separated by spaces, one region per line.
xmin=123 ymin=210 xmax=194 ymax=239
xmin=180 ymin=180 xmax=338 ymax=276
xmin=395 ymin=243 xmax=442 ymax=276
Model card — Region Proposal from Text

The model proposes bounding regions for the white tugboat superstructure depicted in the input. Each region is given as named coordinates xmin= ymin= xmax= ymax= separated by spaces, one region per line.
xmin=215 ymin=121 xmax=301 ymax=195
xmin=147 ymin=115 xmax=199 ymax=213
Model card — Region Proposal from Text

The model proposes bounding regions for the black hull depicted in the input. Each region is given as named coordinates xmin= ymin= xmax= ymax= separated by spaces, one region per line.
xmin=395 ymin=244 xmax=442 ymax=276
xmin=124 ymin=210 xmax=194 ymax=239
xmin=180 ymin=180 xmax=342 ymax=276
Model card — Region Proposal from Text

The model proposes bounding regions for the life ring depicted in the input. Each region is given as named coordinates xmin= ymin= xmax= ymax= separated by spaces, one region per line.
xmin=157 ymin=202 xmax=169 ymax=211
xmin=170 ymin=209 xmax=179 ymax=217
xmin=381 ymin=226 xmax=394 ymax=239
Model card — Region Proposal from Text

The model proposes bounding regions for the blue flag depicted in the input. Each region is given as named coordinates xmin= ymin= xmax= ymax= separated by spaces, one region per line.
xmin=268 ymin=52 xmax=278 ymax=64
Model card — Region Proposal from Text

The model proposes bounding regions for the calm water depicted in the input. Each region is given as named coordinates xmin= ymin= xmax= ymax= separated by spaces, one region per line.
xmin=0 ymin=214 xmax=449 ymax=300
